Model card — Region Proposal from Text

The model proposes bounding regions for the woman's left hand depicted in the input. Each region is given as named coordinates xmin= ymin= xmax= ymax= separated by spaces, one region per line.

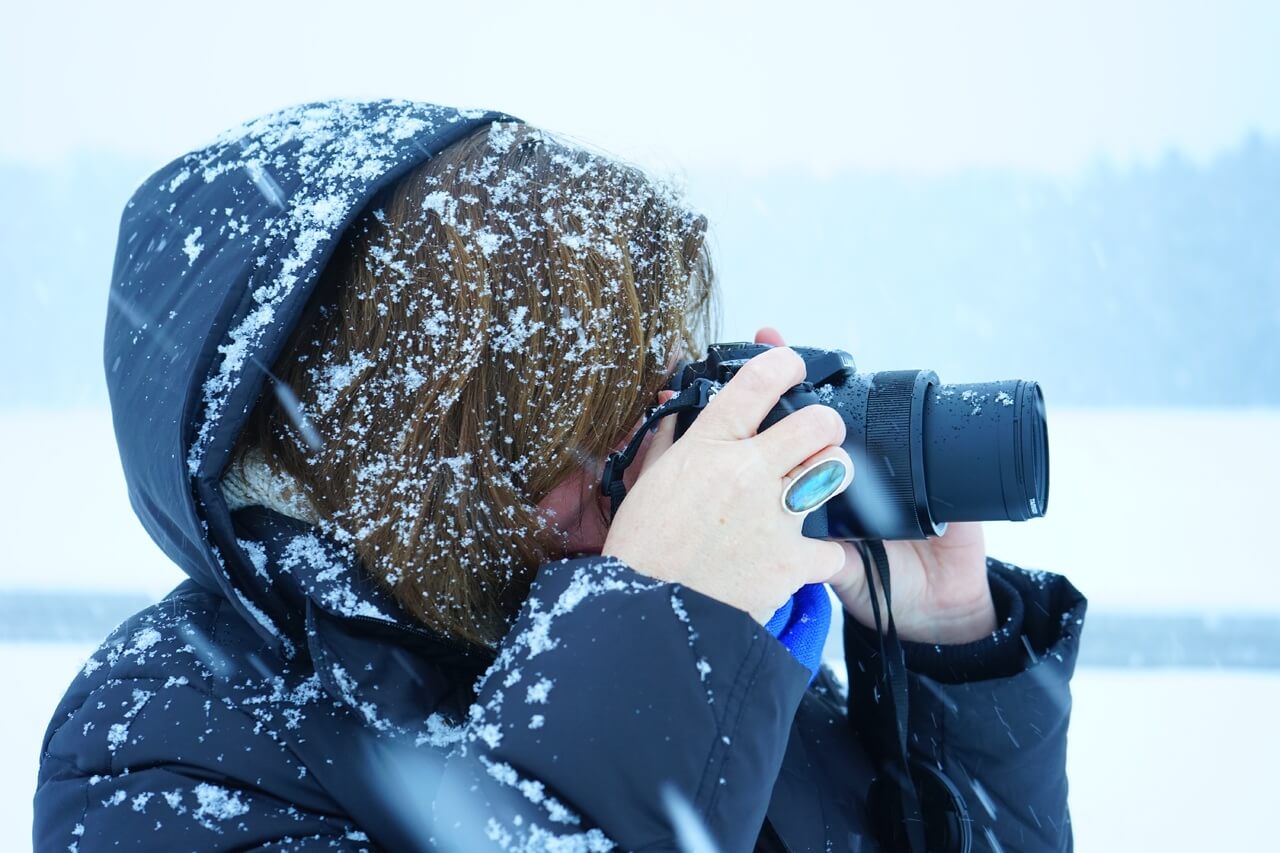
xmin=753 ymin=327 xmax=997 ymax=645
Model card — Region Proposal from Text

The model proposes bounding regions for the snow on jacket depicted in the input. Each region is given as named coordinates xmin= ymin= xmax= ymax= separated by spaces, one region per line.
xmin=33 ymin=98 xmax=1087 ymax=852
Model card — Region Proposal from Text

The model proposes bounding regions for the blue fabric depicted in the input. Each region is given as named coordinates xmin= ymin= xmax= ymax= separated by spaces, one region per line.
xmin=764 ymin=582 xmax=831 ymax=682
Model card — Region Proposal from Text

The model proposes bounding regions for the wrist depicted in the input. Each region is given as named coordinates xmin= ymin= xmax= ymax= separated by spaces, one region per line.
xmin=841 ymin=584 xmax=998 ymax=646
xmin=893 ymin=591 xmax=997 ymax=645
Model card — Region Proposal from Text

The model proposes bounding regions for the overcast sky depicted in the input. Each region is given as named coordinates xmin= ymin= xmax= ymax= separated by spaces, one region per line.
xmin=5 ymin=0 xmax=1279 ymax=178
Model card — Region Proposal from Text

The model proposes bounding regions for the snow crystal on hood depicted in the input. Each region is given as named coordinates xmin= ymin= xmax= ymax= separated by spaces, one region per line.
xmin=276 ymin=530 xmax=390 ymax=620
xmin=184 ymin=100 xmax=489 ymax=478
xmin=191 ymin=783 xmax=251 ymax=830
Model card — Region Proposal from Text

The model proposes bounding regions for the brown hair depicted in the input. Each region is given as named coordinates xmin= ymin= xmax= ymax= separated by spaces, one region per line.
xmin=236 ymin=122 xmax=719 ymax=648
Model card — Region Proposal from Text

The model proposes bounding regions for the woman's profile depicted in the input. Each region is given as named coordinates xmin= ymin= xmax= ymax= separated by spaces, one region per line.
xmin=33 ymin=99 xmax=1085 ymax=852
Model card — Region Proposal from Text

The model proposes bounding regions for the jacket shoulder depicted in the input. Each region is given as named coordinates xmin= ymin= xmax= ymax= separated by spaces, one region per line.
xmin=40 ymin=584 xmax=278 ymax=753
xmin=34 ymin=585 xmax=352 ymax=851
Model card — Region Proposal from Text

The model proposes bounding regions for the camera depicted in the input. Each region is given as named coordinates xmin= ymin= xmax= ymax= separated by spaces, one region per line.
xmin=667 ymin=342 xmax=1050 ymax=541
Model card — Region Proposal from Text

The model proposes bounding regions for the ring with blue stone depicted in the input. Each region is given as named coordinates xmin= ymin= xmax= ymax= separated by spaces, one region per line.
xmin=781 ymin=456 xmax=852 ymax=516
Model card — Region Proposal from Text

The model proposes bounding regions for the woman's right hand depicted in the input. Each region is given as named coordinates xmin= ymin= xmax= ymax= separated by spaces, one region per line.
xmin=600 ymin=346 xmax=853 ymax=624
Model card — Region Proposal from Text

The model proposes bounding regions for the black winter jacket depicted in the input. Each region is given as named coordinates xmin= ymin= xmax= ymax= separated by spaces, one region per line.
xmin=33 ymin=98 xmax=1086 ymax=852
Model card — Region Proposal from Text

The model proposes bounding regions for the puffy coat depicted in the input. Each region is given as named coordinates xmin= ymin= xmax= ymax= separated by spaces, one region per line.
xmin=33 ymin=98 xmax=1086 ymax=852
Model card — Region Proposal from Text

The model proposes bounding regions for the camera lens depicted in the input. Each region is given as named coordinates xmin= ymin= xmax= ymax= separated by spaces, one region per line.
xmin=921 ymin=379 xmax=1049 ymax=524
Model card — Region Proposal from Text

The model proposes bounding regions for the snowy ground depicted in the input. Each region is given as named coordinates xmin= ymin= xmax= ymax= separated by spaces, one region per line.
xmin=2 ymin=407 xmax=1277 ymax=849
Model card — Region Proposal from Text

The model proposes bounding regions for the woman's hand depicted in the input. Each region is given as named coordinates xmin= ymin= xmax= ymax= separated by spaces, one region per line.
xmin=600 ymin=345 xmax=854 ymax=625
xmin=753 ymin=327 xmax=997 ymax=645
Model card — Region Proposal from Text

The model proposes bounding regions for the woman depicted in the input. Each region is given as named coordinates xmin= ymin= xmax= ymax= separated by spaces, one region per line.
xmin=34 ymin=99 xmax=1085 ymax=852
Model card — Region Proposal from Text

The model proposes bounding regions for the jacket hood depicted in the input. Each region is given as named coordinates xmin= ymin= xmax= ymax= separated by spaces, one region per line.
xmin=106 ymin=98 xmax=517 ymax=657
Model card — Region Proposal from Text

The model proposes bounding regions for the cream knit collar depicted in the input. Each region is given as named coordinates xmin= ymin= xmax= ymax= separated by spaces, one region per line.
xmin=220 ymin=447 xmax=320 ymax=524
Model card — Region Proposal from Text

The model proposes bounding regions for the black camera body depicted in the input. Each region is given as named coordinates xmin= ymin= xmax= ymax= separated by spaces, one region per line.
xmin=667 ymin=342 xmax=1050 ymax=541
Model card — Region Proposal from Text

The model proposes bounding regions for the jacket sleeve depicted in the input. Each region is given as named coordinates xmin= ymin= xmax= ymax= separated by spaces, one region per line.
xmin=844 ymin=557 xmax=1087 ymax=853
xmin=430 ymin=554 xmax=812 ymax=852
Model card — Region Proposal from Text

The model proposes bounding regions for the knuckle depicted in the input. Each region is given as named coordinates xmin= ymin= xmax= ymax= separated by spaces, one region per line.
xmin=836 ymin=446 xmax=854 ymax=470
xmin=824 ymin=406 xmax=847 ymax=442
xmin=733 ymin=359 xmax=775 ymax=397
xmin=824 ymin=542 xmax=845 ymax=575
xmin=743 ymin=347 xmax=800 ymax=392
xmin=800 ymin=544 xmax=841 ymax=580
xmin=774 ymin=346 xmax=805 ymax=374
xmin=805 ymin=404 xmax=842 ymax=439
xmin=792 ymin=404 xmax=841 ymax=445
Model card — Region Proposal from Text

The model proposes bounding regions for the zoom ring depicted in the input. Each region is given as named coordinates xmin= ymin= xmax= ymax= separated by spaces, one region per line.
xmin=865 ymin=370 xmax=922 ymax=539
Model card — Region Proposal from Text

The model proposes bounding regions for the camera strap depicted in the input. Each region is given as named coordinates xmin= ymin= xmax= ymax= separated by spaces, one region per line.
xmin=855 ymin=538 xmax=928 ymax=853
xmin=600 ymin=378 xmax=720 ymax=519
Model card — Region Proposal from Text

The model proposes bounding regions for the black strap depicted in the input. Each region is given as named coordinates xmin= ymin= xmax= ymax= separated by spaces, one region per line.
xmin=601 ymin=378 xmax=719 ymax=518
xmin=855 ymin=539 xmax=928 ymax=853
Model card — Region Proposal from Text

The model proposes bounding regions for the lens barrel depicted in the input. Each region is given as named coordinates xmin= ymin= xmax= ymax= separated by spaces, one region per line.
xmin=922 ymin=378 xmax=1049 ymax=525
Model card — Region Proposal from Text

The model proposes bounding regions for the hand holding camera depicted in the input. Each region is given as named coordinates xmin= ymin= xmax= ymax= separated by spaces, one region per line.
xmin=601 ymin=345 xmax=853 ymax=624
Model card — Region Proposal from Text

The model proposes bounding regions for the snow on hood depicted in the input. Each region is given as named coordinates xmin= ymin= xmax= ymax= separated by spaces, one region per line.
xmin=105 ymin=98 xmax=517 ymax=649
